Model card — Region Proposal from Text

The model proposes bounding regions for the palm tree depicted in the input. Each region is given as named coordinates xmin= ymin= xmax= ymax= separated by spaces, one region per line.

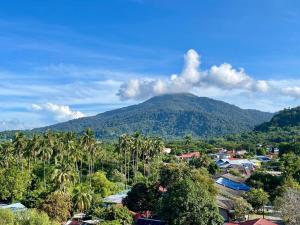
xmin=73 ymin=184 xmax=93 ymax=213
xmin=53 ymin=134 xmax=65 ymax=165
xmin=25 ymin=134 xmax=41 ymax=172
xmin=141 ymin=137 xmax=151 ymax=176
xmin=52 ymin=163 xmax=76 ymax=192
xmin=118 ymin=134 xmax=133 ymax=188
xmin=39 ymin=133 xmax=54 ymax=188
xmin=31 ymin=134 xmax=42 ymax=163
xmin=148 ymin=137 xmax=164 ymax=177
xmin=81 ymin=128 xmax=96 ymax=185
xmin=0 ymin=142 xmax=14 ymax=168
xmin=13 ymin=132 xmax=27 ymax=171
xmin=133 ymin=132 xmax=142 ymax=181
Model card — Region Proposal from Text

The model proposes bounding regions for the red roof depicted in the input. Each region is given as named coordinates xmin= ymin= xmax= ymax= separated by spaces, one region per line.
xmin=225 ymin=218 xmax=277 ymax=225
xmin=178 ymin=152 xmax=200 ymax=159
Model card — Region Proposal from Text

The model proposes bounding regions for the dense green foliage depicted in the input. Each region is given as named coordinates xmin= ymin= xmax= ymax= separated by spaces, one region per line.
xmin=0 ymin=209 xmax=59 ymax=225
xmin=243 ymin=188 xmax=269 ymax=213
xmin=256 ymin=106 xmax=300 ymax=131
xmin=4 ymin=93 xmax=272 ymax=139
xmin=156 ymin=177 xmax=223 ymax=225
xmin=97 ymin=206 xmax=133 ymax=225
xmin=122 ymin=182 xmax=161 ymax=213
xmin=246 ymin=172 xmax=282 ymax=201
xmin=2 ymin=103 xmax=300 ymax=224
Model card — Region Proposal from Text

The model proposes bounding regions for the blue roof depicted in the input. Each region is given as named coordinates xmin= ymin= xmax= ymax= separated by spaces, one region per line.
xmin=102 ymin=190 xmax=130 ymax=204
xmin=0 ymin=203 xmax=27 ymax=212
xmin=216 ymin=177 xmax=251 ymax=191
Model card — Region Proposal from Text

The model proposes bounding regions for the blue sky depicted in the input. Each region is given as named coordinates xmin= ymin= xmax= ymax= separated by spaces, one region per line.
xmin=1 ymin=0 xmax=300 ymax=130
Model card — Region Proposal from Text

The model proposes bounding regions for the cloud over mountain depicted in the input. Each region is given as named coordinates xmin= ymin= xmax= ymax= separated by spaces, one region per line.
xmin=118 ymin=49 xmax=273 ymax=100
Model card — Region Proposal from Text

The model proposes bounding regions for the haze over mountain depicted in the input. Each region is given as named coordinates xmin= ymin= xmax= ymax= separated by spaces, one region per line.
xmin=30 ymin=93 xmax=273 ymax=139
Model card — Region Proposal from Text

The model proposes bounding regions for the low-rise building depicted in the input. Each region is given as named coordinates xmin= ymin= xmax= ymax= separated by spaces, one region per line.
xmin=225 ymin=218 xmax=277 ymax=225
xmin=177 ymin=151 xmax=200 ymax=161
xmin=0 ymin=202 xmax=27 ymax=212
xmin=102 ymin=190 xmax=130 ymax=207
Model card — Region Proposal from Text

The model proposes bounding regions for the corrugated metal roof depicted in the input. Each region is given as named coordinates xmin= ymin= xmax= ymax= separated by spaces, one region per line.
xmin=0 ymin=202 xmax=27 ymax=212
xmin=216 ymin=177 xmax=251 ymax=191
xmin=102 ymin=190 xmax=130 ymax=204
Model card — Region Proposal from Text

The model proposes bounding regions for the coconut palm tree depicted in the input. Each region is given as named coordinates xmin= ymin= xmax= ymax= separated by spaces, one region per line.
xmin=31 ymin=134 xmax=42 ymax=163
xmin=24 ymin=134 xmax=41 ymax=172
xmin=13 ymin=132 xmax=27 ymax=171
xmin=73 ymin=184 xmax=93 ymax=213
xmin=52 ymin=163 xmax=76 ymax=192
xmin=132 ymin=132 xmax=142 ymax=181
xmin=0 ymin=141 xmax=14 ymax=168
xmin=81 ymin=128 xmax=96 ymax=185
xmin=118 ymin=134 xmax=133 ymax=188
xmin=37 ymin=133 xmax=55 ymax=188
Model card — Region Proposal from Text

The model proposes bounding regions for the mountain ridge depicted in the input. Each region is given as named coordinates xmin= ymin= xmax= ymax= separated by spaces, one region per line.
xmin=29 ymin=93 xmax=273 ymax=139
xmin=255 ymin=106 xmax=300 ymax=131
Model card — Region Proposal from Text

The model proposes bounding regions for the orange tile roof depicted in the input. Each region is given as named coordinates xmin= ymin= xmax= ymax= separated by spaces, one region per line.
xmin=178 ymin=151 xmax=200 ymax=159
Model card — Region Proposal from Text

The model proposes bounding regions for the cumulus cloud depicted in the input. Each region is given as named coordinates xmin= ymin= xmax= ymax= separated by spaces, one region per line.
xmin=31 ymin=103 xmax=85 ymax=122
xmin=208 ymin=63 xmax=252 ymax=89
xmin=118 ymin=49 xmax=203 ymax=100
xmin=117 ymin=49 xmax=271 ymax=100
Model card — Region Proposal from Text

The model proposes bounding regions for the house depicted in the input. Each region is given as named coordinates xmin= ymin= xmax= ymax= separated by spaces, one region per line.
xmin=0 ymin=202 xmax=27 ymax=212
xmin=215 ymin=182 xmax=245 ymax=198
xmin=216 ymin=159 xmax=255 ymax=170
xmin=216 ymin=177 xmax=251 ymax=191
xmin=102 ymin=190 xmax=130 ymax=207
xmin=221 ymin=173 xmax=246 ymax=183
xmin=216 ymin=195 xmax=235 ymax=222
xmin=225 ymin=218 xmax=277 ymax=225
xmin=177 ymin=151 xmax=200 ymax=160
xmin=216 ymin=159 xmax=231 ymax=168
xmin=214 ymin=173 xmax=251 ymax=197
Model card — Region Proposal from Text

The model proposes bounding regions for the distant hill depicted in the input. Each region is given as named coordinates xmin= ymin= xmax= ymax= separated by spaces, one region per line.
xmin=255 ymin=106 xmax=300 ymax=132
xmin=28 ymin=93 xmax=273 ymax=139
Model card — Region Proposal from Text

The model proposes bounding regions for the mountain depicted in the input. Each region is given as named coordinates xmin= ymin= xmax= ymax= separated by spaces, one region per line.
xmin=31 ymin=93 xmax=273 ymax=139
xmin=255 ymin=106 xmax=300 ymax=131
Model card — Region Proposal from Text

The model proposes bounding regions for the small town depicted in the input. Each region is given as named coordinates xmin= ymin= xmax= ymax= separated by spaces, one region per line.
xmin=1 ymin=1 xmax=300 ymax=225
xmin=1 ymin=129 xmax=298 ymax=225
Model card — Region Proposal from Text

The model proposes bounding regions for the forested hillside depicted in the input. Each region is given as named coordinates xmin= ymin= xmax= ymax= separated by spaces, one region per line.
xmin=29 ymin=93 xmax=273 ymax=139
xmin=255 ymin=106 xmax=300 ymax=131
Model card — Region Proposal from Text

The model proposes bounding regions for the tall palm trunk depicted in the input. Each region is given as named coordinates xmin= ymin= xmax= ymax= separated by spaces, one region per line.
xmin=43 ymin=160 xmax=46 ymax=188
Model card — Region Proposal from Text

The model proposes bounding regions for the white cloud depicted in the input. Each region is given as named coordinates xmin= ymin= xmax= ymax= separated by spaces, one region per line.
xmin=31 ymin=103 xmax=85 ymax=122
xmin=254 ymin=80 xmax=270 ymax=92
xmin=207 ymin=63 xmax=253 ymax=89
xmin=118 ymin=49 xmax=203 ymax=100
xmin=118 ymin=49 xmax=271 ymax=100
xmin=181 ymin=49 xmax=201 ymax=83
